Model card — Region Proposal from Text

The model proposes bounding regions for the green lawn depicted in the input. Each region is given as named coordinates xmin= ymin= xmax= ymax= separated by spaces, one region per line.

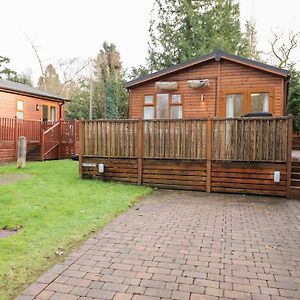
xmin=0 ymin=160 xmax=151 ymax=300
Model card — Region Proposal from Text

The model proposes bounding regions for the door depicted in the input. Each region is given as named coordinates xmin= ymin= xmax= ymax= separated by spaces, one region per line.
xmin=42 ymin=105 xmax=49 ymax=121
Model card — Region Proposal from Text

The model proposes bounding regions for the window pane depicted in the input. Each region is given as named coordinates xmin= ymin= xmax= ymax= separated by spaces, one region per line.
xmin=16 ymin=111 xmax=24 ymax=119
xmin=42 ymin=105 xmax=49 ymax=121
xmin=251 ymin=93 xmax=269 ymax=112
xmin=17 ymin=100 xmax=24 ymax=110
xmin=171 ymin=94 xmax=181 ymax=104
xmin=171 ymin=106 xmax=182 ymax=119
xmin=50 ymin=106 xmax=56 ymax=122
xmin=144 ymin=95 xmax=154 ymax=104
xmin=156 ymin=94 xmax=169 ymax=118
xmin=226 ymin=94 xmax=244 ymax=117
xmin=143 ymin=106 xmax=154 ymax=119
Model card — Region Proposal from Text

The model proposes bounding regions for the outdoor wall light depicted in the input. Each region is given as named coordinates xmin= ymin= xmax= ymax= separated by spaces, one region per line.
xmin=200 ymin=94 xmax=204 ymax=101
xmin=36 ymin=104 xmax=40 ymax=111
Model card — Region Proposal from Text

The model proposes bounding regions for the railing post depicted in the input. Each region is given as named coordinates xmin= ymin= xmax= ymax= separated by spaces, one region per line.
xmin=206 ymin=117 xmax=212 ymax=193
xmin=73 ymin=120 xmax=77 ymax=155
xmin=41 ymin=130 xmax=45 ymax=161
xmin=137 ymin=118 xmax=143 ymax=185
xmin=58 ymin=120 xmax=62 ymax=159
xmin=286 ymin=115 xmax=293 ymax=198
xmin=79 ymin=120 xmax=84 ymax=178
xmin=14 ymin=117 xmax=18 ymax=161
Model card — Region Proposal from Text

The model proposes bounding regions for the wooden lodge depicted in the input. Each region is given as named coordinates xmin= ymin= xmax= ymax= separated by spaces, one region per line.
xmin=78 ymin=50 xmax=298 ymax=199
xmin=0 ymin=79 xmax=78 ymax=162
xmin=126 ymin=50 xmax=290 ymax=119
xmin=0 ymin=78 xmax=67 ymax=121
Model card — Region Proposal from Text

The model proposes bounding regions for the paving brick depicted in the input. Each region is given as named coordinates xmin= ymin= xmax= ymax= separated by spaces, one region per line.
xmin=191 ymin=295 xmax=218 ymax=300
xmin=49 ymin=293 xmax=78 ymax=300
xmin=145 ymin=287 xmax=172 ymax=298
xmin=22 ymin=283 xmax=48 ymax=296
xmin=16 ymin=191 xmax=300 ymax=300
xmin=113 ymin=292 xmax=133 ymax=300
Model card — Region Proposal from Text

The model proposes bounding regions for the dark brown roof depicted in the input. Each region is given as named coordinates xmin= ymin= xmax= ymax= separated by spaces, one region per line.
xmin=0 ymin=79 xmax=69 ymax=102
xmin=125 ymin=50 xmax=290 ymax=88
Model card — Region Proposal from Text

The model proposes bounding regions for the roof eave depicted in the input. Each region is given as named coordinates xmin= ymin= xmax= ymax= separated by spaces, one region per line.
xmin=0 ymin=87 xmax=70 ymax=102
xmin=125 ymin=50 xmax=290 ymax=88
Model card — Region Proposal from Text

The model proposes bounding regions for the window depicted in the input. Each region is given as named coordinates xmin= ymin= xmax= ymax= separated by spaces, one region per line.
xmin=250 ymin=92 xmax=269 ymax=112
xmin=143 ymin=94 xmax=183 ymax=119
xmin=224 ymin=90 xmax=272 ymax=117
xmin=50 ymin=106 xmax=56 ymax=122
xmin=42 ymin=105 xmax=49 ymax=121
xmin=16 ymin=100 xmax=24 ymax=119
xmin=143 ymin=106 xmax=154 ymax=119
xmin=156 ymin=94 xmax=169 ymax=118
xmin=226 ymin=94 xmax=244 ymax=117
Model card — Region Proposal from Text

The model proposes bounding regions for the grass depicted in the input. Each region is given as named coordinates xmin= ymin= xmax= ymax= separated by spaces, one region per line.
xmin=0 ymin=160 xmax=151 ymax=300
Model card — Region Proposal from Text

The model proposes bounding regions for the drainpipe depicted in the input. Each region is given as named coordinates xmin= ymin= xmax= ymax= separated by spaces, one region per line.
xmin=59 ymin=102 xmax=64 ymax=120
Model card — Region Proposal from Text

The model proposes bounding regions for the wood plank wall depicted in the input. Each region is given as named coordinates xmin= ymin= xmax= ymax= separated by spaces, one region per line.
xmin=80 ymin=117 xmax=290 ymax=197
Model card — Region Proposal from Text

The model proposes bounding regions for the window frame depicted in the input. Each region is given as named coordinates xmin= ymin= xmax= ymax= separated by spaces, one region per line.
xmin=142 ymin=93 xmax=184 ymax=119
xmin=50 ymin=106 xmax=56 ymax=122
xmin=16 ymin=100 xmax=25 ymax=120
xmin=222 ymin=88 xmax=275 ymax=117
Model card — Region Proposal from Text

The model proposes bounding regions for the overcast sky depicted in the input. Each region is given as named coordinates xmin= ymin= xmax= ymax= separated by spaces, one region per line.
xmin=1 ymin=0 xmax=300 ymax=84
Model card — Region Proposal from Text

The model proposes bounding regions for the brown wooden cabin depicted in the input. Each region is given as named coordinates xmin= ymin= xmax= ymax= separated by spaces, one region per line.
xmin=0 ymin=79 xmax=67 ymax=121
xmin=126 ymin=50 xmax=290 ymax=119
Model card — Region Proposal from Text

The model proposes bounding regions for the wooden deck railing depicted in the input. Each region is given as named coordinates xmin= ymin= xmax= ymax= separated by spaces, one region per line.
xmin=41 ymin=122 xmax=60 ymax=161
xmin=82 ymin=117 xmax=289 ymax=162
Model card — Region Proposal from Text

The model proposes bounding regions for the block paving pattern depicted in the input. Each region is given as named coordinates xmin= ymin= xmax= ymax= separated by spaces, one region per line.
xmin=17 ymin=190 xmax=300 ymax=300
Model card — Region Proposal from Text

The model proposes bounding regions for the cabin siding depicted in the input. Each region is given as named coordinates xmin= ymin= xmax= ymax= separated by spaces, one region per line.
xmin=0 ymin=90 xmax=61 ymax=121
xmin=129 ymin=58 xmax=286 ymax=119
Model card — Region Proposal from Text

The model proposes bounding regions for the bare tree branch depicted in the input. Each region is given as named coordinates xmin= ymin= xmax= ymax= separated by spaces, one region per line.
xmin=269 ymin=30 xmax=300 ymax=68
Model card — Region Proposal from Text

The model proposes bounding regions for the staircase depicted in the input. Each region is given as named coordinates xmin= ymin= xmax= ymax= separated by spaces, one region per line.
xmin=289 ymin=161 xmax=300 ymax=199
xmin=26 ymin=143 xmax=41 ymax=161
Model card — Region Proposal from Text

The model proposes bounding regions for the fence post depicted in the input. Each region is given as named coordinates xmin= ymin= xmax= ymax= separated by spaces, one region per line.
xmin=58 ymin=120 xmax=62 ymax=159
xmin=206 ymin=117 xmax=212 ymax=193
xmin=286 ymin=115 xmax=293 ymax=198
xmin=14 ymin=118 xmax=18 ymax=161
xmin=137 ymin=118 xmax=143 ymax=185
xmin=41 ymin=131 xmax=45 ymax=161
xmin=73 ymin=120 xmax=77 ymax=155
xmin=79 ymin=120 xmax=84 ymax=178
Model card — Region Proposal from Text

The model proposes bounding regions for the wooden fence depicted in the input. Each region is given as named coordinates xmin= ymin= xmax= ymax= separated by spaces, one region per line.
xmin=0 ymin=118 xmax=79 ymax=162
xmin=80 ymin=117 xmax=292 ymax=197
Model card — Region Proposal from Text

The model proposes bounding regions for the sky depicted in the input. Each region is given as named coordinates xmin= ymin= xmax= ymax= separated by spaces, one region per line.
xmin=1 ymin=0 xmax=300 ymax=84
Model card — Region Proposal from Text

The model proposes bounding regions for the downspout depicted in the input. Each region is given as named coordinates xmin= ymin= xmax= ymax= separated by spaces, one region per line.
xmin=59 ymin=102 xmax=64 ymax=120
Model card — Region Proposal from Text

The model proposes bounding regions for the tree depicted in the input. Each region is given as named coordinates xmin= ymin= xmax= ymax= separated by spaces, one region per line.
xmin=0 ymin=55 xmax=33 ymax=85
xmin=128 ymin=65 xmax=150 ymax=80
xmin=37 ymin=64 xmax=62 ymax=95
xmin=239 ymin=19 xmax=261 ymax=61
xmin=65 ymin=79 xmax=91 ymax=119
xmin=93 ymin=42 xmax=129 ymax=119
xmin=148 ymin=0 xmax=242 ymax=71
xmin=269 ymin=30 xmax=300 ymax=69
xmin=268 ymin=30 xmax=300 ymax=129
xmin=9 ymin=73 xmax=33 ymax=86
xmin=0 ymin=56 xmax=16 ymax=79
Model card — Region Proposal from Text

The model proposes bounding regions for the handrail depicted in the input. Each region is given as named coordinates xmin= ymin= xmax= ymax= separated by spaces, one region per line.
xmin=43 ymin=122 xmax=60 ymax=135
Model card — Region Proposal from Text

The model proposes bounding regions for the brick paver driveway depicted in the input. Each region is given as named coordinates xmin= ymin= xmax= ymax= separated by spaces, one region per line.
xmin=17 ymin=190 xmax=300 ymax=300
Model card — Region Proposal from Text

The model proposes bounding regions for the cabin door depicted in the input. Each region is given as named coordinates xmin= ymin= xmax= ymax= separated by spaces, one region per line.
xmin=42 ymin=105 xmax=49 ymax=121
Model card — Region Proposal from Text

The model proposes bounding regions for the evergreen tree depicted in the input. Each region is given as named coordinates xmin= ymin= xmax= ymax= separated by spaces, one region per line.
xmin=239 ymin=19 xmax=261 ymax=61
xmin=287 ymin=66 xmax=300 ymax=130
xmin=93 ymin=42 xmax=129 ymax=119
xmin=65 ymin=79 xmax=90 ymax=119
xmin=37 ymin=64 xmax=62 ymax=95
xmin=148 ymin=0 xmax=242 ymax=71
